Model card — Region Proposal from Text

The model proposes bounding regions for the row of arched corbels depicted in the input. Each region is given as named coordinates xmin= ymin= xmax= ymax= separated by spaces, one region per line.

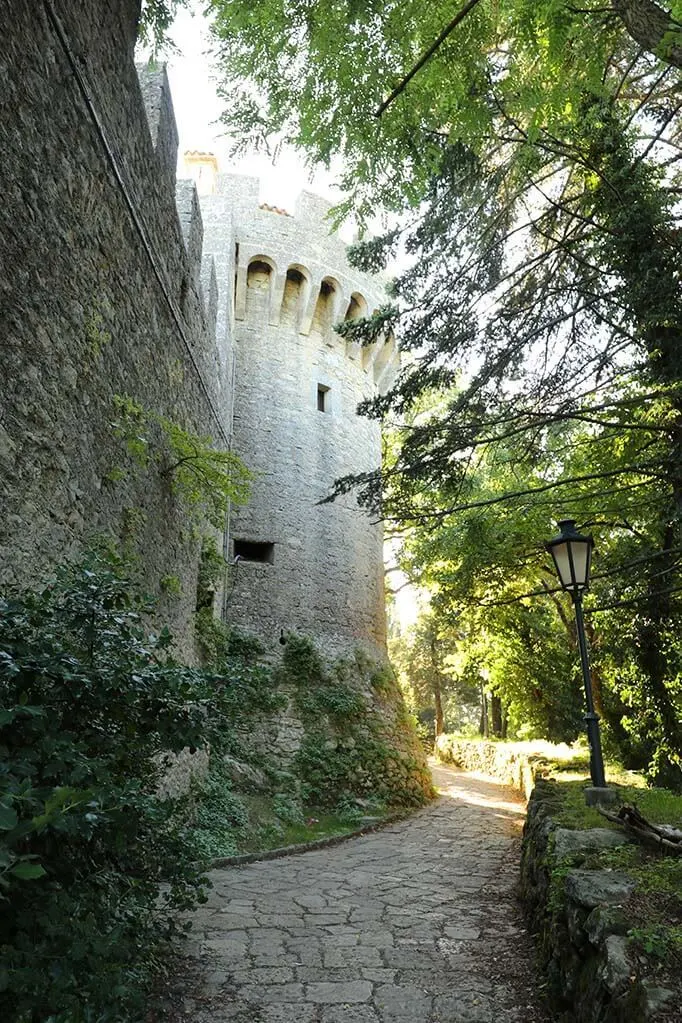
xmin=234 ymin=253 xmax=400 ymax=394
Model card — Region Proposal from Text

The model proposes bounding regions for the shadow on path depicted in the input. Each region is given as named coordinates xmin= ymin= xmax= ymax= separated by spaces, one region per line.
xmin=170 ymin=760 xmax=554 ymax=1023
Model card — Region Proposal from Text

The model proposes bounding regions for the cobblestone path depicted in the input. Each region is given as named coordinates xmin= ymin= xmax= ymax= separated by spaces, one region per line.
xmin=180 ymin=762 xmax=551 ymax=1023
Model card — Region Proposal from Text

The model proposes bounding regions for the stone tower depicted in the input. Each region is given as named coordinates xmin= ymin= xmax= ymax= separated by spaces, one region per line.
xmin=195 ymin=166 xmax=400 ymax=660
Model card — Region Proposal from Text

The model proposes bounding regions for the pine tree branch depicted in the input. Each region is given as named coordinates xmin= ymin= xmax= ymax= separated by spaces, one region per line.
xmin=398 ymin=461 xmax=663 ymax=524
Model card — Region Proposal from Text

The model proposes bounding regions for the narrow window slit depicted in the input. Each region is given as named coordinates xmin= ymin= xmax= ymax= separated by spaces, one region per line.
xmin=234 ymin=540 xmax=275 ymax=564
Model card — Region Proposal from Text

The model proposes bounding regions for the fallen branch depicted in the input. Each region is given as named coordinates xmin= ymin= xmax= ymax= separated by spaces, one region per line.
xmin=598 ymin=803 xmax=682 ymax=855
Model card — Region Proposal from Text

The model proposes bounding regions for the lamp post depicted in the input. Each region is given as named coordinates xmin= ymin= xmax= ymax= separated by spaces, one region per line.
xmin=546 ymin=519 xmax=614 ymax=803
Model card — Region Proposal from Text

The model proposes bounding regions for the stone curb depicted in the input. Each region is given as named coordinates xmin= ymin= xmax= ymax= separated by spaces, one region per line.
xmin=210 ymin=809 xmax=413 ymax=868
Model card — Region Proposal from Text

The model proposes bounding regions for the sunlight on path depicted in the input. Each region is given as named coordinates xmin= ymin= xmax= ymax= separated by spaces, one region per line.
xmin=430 ymin=759 xmax=527 ymax=820
xmin=176 ymin=760 xmax=551 ymax=1023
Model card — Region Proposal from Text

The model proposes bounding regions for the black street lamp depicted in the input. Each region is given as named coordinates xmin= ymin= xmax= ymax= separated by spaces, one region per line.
xmin=546 ymin=519 xmax=614 ymax=802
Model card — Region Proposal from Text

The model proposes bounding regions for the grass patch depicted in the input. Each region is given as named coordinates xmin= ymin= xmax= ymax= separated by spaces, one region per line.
xmin=545 ymin=771 xmax=682 ymax=833
xmin=236 ymin=806 xmax=364 ymax=854
xmin=191 ymin=765 xmax=395 ymax=861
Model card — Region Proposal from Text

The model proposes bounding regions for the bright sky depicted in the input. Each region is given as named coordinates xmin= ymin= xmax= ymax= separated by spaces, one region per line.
xmin=156 ymin=2 xmax=338 ymax=212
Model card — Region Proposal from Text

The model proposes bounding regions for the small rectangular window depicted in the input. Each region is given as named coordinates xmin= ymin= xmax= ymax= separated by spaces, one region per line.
xmin=234 ymin=540 xmax=275 ymax=564
xmin=317 ymin=384 xmax=330 ymax=412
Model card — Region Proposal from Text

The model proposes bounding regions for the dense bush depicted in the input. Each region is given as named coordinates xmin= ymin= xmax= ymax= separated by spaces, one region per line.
xmin=0 ymin=550 xmax=241 ymax=1022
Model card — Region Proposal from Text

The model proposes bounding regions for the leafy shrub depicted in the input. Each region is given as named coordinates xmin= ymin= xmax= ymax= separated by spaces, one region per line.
xmin=333 ymin=794 xmax=365 ymax=824
xmin=110 ymin=395 xmax=253 ymax=528
xmin=191 ymin=768 xmax=249 ymax=860
xmin=272 ymin=793 xmax=305 ymax=825
xmin=0 ymin=549 xmax=243 ymax=1022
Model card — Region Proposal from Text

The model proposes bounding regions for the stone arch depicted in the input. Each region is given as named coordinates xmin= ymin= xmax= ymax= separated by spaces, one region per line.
xmin=311 ymin=275 xmax=342 ymax=338
xmin=245 ymin=255 xmax=276 ymax=320
xmin=362 ymin=308 xmax=382 ymax=371
xmin=280 ymin=263 xmax=311 ymax=330
xmin=344 ymin=292 xmax=368 ymax=321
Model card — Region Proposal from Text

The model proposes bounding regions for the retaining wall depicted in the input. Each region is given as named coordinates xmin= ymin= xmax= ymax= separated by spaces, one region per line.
xmin=435 ymin=735 xmax=546 ymax=799
xmin=521 ymin=781 xmax=673 ymax=1022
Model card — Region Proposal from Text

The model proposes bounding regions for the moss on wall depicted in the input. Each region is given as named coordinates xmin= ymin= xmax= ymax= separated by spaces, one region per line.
xmin=191 ymin=632 xmax=435 ymax=857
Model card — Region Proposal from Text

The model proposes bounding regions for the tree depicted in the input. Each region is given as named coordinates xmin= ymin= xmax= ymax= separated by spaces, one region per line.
xmin=208 ymin=0 xmax=682 ymax=211
xmin=390 ymin=608 xmax=479 ymax=739
xmin=205 ymin=1 xmax=682 ymax=780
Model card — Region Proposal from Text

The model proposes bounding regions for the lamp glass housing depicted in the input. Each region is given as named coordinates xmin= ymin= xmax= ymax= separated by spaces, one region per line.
xmin=546 ymin=519 xmax=593 ymax=592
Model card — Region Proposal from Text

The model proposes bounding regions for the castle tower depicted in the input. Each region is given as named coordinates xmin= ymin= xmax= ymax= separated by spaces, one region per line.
xmin=195 ymin=165 xmax=400 ymax=659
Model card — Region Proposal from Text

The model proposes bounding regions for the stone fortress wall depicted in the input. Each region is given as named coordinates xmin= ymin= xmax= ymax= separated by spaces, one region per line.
xmin=0 ymin=0 xmax=227 ymax=658
xmin=0 ymin=0 xmax=398 ymax=661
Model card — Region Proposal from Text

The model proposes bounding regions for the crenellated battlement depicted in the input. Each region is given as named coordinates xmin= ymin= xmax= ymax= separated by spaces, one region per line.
xmin=196 ymin=168 xmax=400 ymax=396
xmin=135 ymin=66 xmax=220 ymax=376
xmin=186 ymin=161 xmax=398 ymax=658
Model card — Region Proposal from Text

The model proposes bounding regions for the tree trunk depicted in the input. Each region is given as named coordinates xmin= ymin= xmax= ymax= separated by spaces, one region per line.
xmin=613 ymin=0 xmax=682 ymax=69
xmin=433 ymin=676 xmax=445 ymax=737
xmin=479 ymin=683 xmax=489 ymax=737
xmin=584 ymin=620 xmax=605 ymax=718
xmin=490 ymin=694 xmax=503 ymax=737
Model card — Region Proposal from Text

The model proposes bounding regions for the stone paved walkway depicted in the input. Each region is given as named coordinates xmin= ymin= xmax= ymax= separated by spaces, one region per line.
xmin=179 ymin=762 xmax=552 ymax=1023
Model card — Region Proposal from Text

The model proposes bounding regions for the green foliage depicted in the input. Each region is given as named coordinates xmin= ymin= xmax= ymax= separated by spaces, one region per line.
xmin=111 ymin=394 xmax=150 ymax=467
xmin=110 ymin=395 xmax=253 ymax=528
xmin=208 ymin=0 xmax=682 ymax=217
xmin=191 ymin=765 xmax=248 ymax=860
xmin=194 ymin=604 xmax=267 ymax=675
xmin=390 ymin=608 xmax=481 ymax=738
xmin=369 ymin=663 xmax=396 ymax=695
xmin=160 ymin=573 xmax=182 ymax=596
xmin=195 ymin=605 xmax=230 ymax=664
xmin=120 ymin=505 xmax=147 ymax=548
xmin=208 ymin=0 xmax=682 ymax=784
xmin=138 ymin=2 xmax=181 ymax=51
xmin=271 ymin=792 xmax=305 ymax=826
xmin=628 ymin=925 xmax=682 ymax=961
xmin=279 ymin=637 xmax=434 ymax=808
xmin=84 ymin=308 xmax=111 ymax=360
xmin=0 ymin=549 xmax=254 ymax=1022
xmin=158 ymin=415 xmax=253 ymax=528
xmin=196 ymin=534 xmax=225 ymax=611
xmin=188 ymin=631 xmax=433 ymax=863
xmin=545 ymin=772 xmax=682 ymax=977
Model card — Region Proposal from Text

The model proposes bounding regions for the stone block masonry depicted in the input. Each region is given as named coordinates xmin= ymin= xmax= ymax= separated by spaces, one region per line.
xmin=520 ymin=780 xmax=675 ymax=1021
xmin=197 ymin=170 xmax=400 ymax=660
xmin=0 ymin=0 xmax=228 ymax=658
xmin=0 ymin=0 xmax=399 ymax=664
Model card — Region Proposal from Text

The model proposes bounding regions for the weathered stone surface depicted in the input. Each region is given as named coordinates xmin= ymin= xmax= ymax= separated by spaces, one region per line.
xmin=553 ymin=827 xmax=628 ymax=861
xmin=221 ymin=756 xmax=270 ymax=792
xmin=564 ymin=869 xmax=636 ymax=909
xmin=307 ymin=981 xmax=373 ymax=1004
xmin=1 ymin=0 xmax=224 ymax=663
xmin=521 ymin=781 xmax=666 ymax=1023
xmin=1 ymin=0 xmax=398 ymax=681
xmin=599 ymin=935 xmax=632 ymax=995
xmin=584 ymin=786 xmax=619 ymax=807
xmin=319 ymin=1010 xmax=380 ymax=1023
xmin=642 ymin=980 xmax=676 ymax=1016
xmin=584 ymin=905 xmax=630 ymax=946
xmin=200 ymin=174 xmax=396 ymax=664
